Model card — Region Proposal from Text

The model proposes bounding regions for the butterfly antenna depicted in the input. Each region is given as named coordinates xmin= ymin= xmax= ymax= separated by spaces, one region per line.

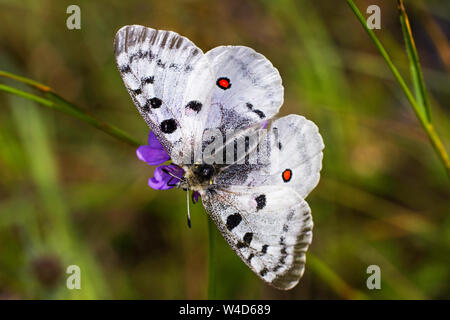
xmin=162 ymin=168 xmax=182 ymax=181
xmin=186 ymin=189 xmax=191 ymax=228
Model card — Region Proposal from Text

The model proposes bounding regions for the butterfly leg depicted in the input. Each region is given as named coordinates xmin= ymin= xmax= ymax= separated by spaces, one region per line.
xmin=166 ymin=177 xmax=179 ymax=187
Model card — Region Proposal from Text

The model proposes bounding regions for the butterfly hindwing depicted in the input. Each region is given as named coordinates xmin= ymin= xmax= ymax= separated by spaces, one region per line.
xmin=263 ymin=114 xmax=324 ymax=198
xmin=215 ymin=114 xmax=324 ymax=199
xmin=114 ymin=25 xmax=215 ymax=163
xmin=201 ymin=185 xmax=313 ymax=290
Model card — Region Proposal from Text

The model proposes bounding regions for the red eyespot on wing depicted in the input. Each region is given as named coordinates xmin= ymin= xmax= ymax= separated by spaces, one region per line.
xmin=216 ymin=77 xmax=231 ymax=90
xmin=282 ymin=169 xmax=292 ymax=182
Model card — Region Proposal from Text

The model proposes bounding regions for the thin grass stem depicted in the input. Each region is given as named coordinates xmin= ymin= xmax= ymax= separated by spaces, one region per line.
xmin=0 ymin=78 xmax=142 ymax=147
xmin=346 ymin=0 xmax=450 ymax=176
xmin=207 ymin=216 xmax=217 ymax=299
xmin=397 ymin=0 xmax=431 ymax=122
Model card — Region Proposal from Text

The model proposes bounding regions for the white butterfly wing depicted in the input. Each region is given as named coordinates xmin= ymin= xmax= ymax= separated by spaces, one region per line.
xmin=114 ymin=25 xmax=215 ymax=163
xmin=204 ymin=115 xmax=323 ymax=289
xmin=205 ymin=46 xmax=283 ymax=131
xmin=201 ymin=185 xmax=313 ymax=290
xmin=215 ymin=114 xmax=324 ymax=199
xmin=114 ymin=27 xmax=324 ymax=290
xmin=261 ymin=114 xmax=324 ymax=198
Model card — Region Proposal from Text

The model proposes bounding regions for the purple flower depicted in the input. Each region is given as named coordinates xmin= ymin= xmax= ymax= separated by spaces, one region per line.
xmin=148 ymin=163 xmax=184 ymax=190
xmin=192 ymin=191 xmax=200 ymax=204
xmin=136 ymin=131 xmax=170 ymax=165
xmin=137 ymin=131 xmax=186 ymax=191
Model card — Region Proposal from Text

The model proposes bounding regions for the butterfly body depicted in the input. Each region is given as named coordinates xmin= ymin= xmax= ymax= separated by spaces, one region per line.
xmin=183 ymin=163 xmax=218 ymax=190
xmin=114 ymin=25 xmax=324 ymax=290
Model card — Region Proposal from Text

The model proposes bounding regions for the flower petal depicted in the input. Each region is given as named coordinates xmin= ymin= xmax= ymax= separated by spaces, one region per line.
xmin=136 ymin=131 xmax=170 ymax=165
xmin=148 ymin=131 xmax=164 ymax=148
xmin=136 ymin=145 xmax=170 ymax=165
xmin=148 ymin=176 xmax=172 ymax=190
xmin=148 ymin=164 xmax=184 ymax=190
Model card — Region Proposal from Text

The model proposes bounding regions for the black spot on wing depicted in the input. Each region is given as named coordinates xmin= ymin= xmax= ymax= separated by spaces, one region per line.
xmin=129 ymin=49 xmax=151 ymax=63
xmin=273 ymin=265 xmax=282 ymax=272
xmin=143 ymin=76 xmax=154 ymax=84
xmin=186 ymin=101 xmax=202 ymax=113
xmin=157 ymin=59 xmax=166 ymax=68
xmin=260 ymin=268 xmax=268 ymax=277
xmin=140 ymin=50 xmax=150 ymax=59
xmin=255 ymin=194 xmax=266 ymax=211
xmin=149 ymin=97 xmax=162 ymax=109
xmin=236 ymin=241 xmax=246 ymax=249
xmin=226 ymin=213 xmax=242 ymax=231
xmin=160 ymin=119 xmax=177 ymax=134
xmin=261 ymin=245 xmax=268 ymax=254
xmin=253 ymin=109 xmax=266 ymax=119
xmin=243 ymin=232 xmax=253 ymax=245
xmin=120 ymin=65 xmax=131 ymax=73
xmin=246 ymin=102 xmax=266 ymax=119
xmin=129 ymin=53 xmax=139 ymax=63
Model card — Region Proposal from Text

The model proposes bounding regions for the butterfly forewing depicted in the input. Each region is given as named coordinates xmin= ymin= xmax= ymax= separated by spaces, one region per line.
xmin=205 ymin=46 xmax=284 ymax=131
xmin=114 ymin=25 xmax=215 ymax=163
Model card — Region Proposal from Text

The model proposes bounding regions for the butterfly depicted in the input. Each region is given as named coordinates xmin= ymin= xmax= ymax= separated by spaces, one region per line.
xmin=114 ymin=25 xmax=324 ymax=290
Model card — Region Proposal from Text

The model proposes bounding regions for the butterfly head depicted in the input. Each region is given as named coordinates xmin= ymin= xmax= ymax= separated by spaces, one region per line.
xmin=183 ymin=163 xmax=217 ymax=190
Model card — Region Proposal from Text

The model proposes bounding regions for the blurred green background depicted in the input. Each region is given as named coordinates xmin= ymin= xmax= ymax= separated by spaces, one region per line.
xmin=0 ymin=0 xmax=449 ymax=299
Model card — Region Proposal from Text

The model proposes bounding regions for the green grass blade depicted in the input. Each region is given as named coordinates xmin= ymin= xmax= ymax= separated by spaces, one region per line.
xmin=0 ymin=83 xmax=53 ymax=107
xmin=0 ymin=82 xmax=142 ymax=147
xmin=0 ymin=70 xmax=51 ymax=92
xmin=9 ymin=97 xmax=109 ymax=298
xmin=308 ymin=253 xmax=369 ymax=299
xmin=346 ymin=0 xmax=450 ymax=176
xmin=397 ymin=0 xmax=431 ymax=122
